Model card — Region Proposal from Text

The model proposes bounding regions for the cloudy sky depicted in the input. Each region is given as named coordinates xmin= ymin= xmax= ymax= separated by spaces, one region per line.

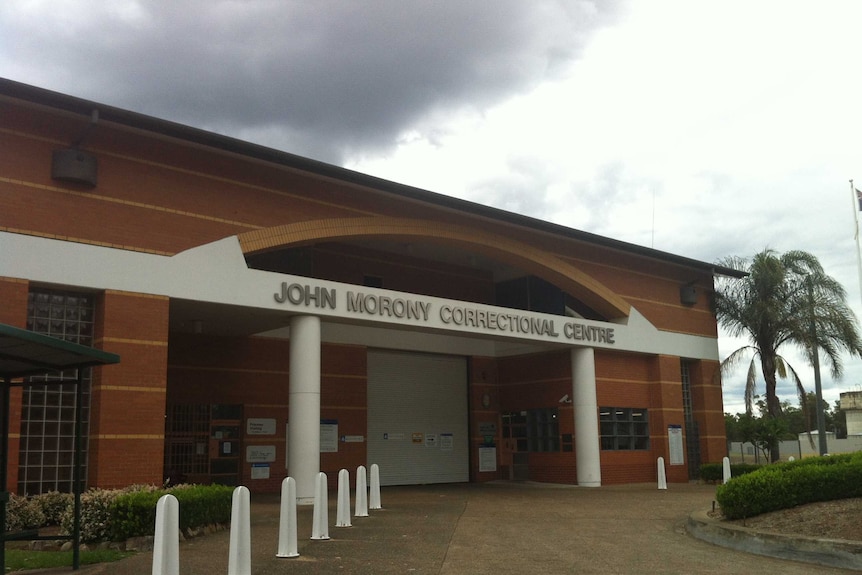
xmin=3 ymin=0 xmax=862 ymax=415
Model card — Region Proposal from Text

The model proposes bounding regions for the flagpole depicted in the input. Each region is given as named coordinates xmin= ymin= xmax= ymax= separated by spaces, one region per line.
xmin=851 ymin=179 xmax=862 ymax=308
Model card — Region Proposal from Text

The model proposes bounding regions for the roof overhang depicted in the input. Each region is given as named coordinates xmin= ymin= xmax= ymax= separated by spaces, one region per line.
xmin=0 ymin=323 xmax=120 ymax=381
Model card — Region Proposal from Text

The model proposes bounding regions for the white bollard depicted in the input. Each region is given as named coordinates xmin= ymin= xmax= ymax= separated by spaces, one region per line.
xmin=657 ymin=457 xmax=667 ymax=490
xmin=228 ymin=486 xmax=251 ymax=575
xmin=152 ymin=494 xmax=179 ymax=575
xmin=369 ymin=463 xmax=382 ymax=510
xmin=311 ymin=472 xmax=330 ymax=540
xmin=276 ymin=477 xmax=299 ymax=558
xmin=722 ymin=456 xmax=732 ymax=484
xmin=355 ymin=465 xmax=368 ymax=518
xmin=336 ymin=468 xmax=352 ymax=527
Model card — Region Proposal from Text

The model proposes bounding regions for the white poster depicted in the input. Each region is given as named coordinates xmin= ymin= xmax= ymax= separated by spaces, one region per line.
xmin=668 ymin=425 xmax=684 ymax=465
xmin=440 ymin=433 xmax=454 ymax=451
xmin=246 ymin=445 xmax=276 ymax=463
xmin=251 ymin=463 xmax=270 ymax=479
xmin=320 ymin=420 xmax=339 ymax=453
xmin=479 ymin=447 xmax=497 ymax=472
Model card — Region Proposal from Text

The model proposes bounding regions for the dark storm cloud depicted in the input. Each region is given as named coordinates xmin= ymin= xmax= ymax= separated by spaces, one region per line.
xmin=1 ymin=1 xmax=625 ymax=163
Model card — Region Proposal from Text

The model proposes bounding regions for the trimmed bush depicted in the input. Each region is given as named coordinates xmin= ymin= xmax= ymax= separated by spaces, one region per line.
xmin=110 ymin=484 xmax=233 ymax=542
xmin=5 ymin=493 xmax=46 ymax=532
xmin=36 ymin=490 xmax=73 ymax=525
xmin=15 ymin=483 xmax=233 ymax=543
xmin=700 ymin=462 xmax=762 ymax=483
xmin=60 ymin=488 xmax=124 ymax=543
xmin=716 ymin=453 xmax=862 ymax=520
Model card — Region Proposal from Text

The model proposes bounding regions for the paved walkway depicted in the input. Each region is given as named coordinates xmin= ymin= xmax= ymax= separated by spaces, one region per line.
xmin=24 ymin=482 xmax=860 ymax=574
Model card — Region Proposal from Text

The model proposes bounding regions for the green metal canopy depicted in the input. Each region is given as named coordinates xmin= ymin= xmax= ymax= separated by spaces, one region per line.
xmin=0 ymin=322 xmax=120 ymax=380
xmin=0 ymin=322 xmax=120 ymax=571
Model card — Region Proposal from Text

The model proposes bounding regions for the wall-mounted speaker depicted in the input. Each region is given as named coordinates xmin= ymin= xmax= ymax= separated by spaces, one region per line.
xmin=52 ymin=148 xmax=97 ymax=187
xmin=680 ymin=285 xmax=697 ymax=306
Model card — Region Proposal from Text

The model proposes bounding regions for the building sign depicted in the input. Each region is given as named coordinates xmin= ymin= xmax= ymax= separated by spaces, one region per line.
xmin=251 ymin=463 xmax=270 ymax=479
xmin=273 ymin=282 xmax=616 ymax=345
xmin=321 ymin=420 xmax=339 ymax=453
xmin=247 ymin=445 xmax=276 ymax=463
xmin=247 ymin=418 xmax=276 ymax=435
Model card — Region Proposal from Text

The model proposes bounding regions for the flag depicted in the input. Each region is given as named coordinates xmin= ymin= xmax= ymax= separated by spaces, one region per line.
xmin=857 ymin=188 xmax=862 ymax=211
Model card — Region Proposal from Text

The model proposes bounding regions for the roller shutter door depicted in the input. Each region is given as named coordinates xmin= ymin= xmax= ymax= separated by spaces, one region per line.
xmin=367 ymin=350 xmax=468 ymax=485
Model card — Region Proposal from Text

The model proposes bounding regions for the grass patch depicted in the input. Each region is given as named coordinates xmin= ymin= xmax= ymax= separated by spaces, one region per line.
xmin=4 ymin=548 xmax=133 ymax=572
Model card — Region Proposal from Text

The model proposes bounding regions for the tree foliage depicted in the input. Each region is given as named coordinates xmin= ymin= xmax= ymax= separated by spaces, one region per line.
xmin=715 ymin=249 xmax=862 ymax=415
xmin=714 ymin=249 xmax=862 ymax=460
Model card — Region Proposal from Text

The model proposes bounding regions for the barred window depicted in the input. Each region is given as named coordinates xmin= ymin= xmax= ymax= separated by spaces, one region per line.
xmin=600 ymin=407 xmax=649 ymax=450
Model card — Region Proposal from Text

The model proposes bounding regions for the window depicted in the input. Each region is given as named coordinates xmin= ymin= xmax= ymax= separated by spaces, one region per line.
xmin=600 ymin=407 xmax=649 ymax=450
xmin=20 ymin=289 xmax=96 ymax=494
xmin=503 ymin=408 xmax=560 ymax=452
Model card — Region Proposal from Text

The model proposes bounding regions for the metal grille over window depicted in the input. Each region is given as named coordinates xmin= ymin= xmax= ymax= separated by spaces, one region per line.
xmin=19 ymin=290 xmax=95 ymax=495
xmin=164 ymin=404 xmax=210 ymax=483
xmin=600 ymin=407 xmax=650 ymax=450
xmin=502 ymin=408 xmax=560 ymax=452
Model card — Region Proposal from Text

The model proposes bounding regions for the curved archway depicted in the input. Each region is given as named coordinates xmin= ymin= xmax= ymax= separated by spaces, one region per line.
xmin=238 ymin=217 xmax=631 ymax=319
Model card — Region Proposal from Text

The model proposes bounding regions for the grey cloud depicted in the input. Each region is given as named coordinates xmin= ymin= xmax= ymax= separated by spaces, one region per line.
xmin=1 ymin=0 xmax=625 ymax=163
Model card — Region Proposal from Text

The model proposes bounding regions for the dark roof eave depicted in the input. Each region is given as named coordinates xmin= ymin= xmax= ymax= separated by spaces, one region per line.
xmin=0 ymin=323 xmax=120 ymax=380
xmin=1 ymin=77 xmax=744 ymax=279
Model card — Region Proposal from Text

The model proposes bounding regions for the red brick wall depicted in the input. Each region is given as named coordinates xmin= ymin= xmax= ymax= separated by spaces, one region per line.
xmin=0 ymin=93 xmax=728 ymax=491
xmin=89 ymin=291 xmax=169 ymax=488
xmin=0 ymin=97 xmax=720 ymax=348
xmin=0 ymin=277 xmax=28 ymax=490
xmin=167 ymin=335 xmax=366 ymax=493
xmin=689 ymin=359 xmax=727 ymax=464
xmin=646 ymin=355 xmax=689 ymax=483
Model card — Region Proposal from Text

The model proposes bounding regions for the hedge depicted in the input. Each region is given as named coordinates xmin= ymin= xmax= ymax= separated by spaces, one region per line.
xmin=24 ymin=483 xmax=236 ymax=543
xmin=716 ymin=453 xmax=862 ymax=520
xmin=109 ymin=484 xmax=233 ymax=541
xmin=699 ymin=462 xmax=761 ymax=483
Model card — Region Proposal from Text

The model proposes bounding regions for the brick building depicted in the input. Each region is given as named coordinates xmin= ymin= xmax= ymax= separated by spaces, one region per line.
xmin=0 ymin=78 xmax=739 ymax=499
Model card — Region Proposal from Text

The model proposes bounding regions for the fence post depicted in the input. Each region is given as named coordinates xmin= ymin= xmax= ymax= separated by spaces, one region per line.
xmin=228 ymin=486 xmax=251 ymax=575
xmin=355 ymin=465 xmax=368 ymax=517
xmin=336 ymin=468 xmax=352 ymax=527
xmin=152 ymin=494 xmax=179 ymax=575
xmin=276 ymin=477 xmax=299 ymax=558
xmin=311 ymin=472 xmax=330 ymax=540
xmin=369 ymin=463 xmax=382 ymax=510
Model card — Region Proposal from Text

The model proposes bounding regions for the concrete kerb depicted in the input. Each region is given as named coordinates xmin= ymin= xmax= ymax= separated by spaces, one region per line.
xmin=687 ymin=508 xmax=862 ymax=572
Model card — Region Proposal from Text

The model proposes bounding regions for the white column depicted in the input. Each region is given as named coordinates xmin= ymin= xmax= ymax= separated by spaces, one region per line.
xmin=288 ymin=315 xmax=321 ymax=504
xmin=572 ymin=347 xmax=601 ymax=487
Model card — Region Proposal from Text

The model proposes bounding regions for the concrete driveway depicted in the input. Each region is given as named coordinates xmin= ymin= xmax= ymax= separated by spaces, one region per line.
xmin=31 ymin=481 xmax=859 ymax=574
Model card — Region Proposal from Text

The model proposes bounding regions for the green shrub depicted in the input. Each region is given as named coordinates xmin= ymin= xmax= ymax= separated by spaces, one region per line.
xmin=172 ymin=484 xmax=233 ymax=530
xmin=700 ymin=462 xmax=762 ymax=483
xmin=110 ymin=484 xmax=233 ymax=541
xmin=716 ymin=453 xmax=862 ymax=520
xmin=36 ymin=490 xmax=73 ymax=525
xmin=57 ymin=483 xmax=234 ymax=543
xmin=5 ymin=493 xmax=46 ymax=532
xmin=60 ymin=488 xmax=124 ymax=543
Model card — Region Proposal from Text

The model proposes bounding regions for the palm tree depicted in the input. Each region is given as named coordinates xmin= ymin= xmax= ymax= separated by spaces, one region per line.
xmin=714 ymin=249 xmax=862 ymax=461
